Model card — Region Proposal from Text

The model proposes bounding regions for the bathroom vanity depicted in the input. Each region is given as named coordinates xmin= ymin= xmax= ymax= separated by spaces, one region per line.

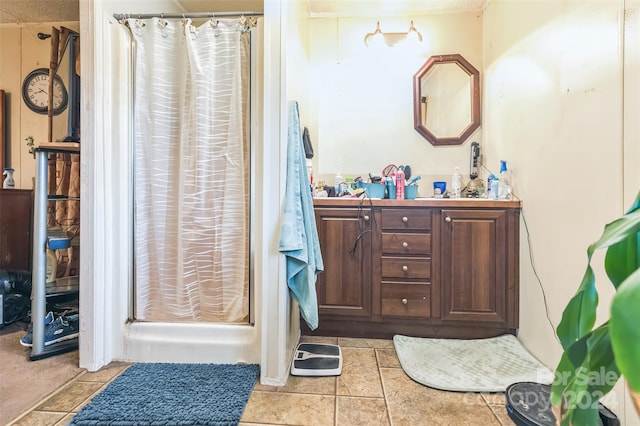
xmin=304 ymin=198 xmax=521 ymax=339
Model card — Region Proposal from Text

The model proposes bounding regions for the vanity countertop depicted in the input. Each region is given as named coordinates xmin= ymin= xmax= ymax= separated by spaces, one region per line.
xmin=313 ymin=197 xmax=522 ymax=208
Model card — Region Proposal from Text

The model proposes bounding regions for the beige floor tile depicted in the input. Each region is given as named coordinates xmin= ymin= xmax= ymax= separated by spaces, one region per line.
xmin=482 ymin=392 xmax=507 ymax=406
xmin=254 ymin=374 xmax=336 ymax=395
xmin=337 ymin=347 xmax=384 ymax=398
xmin=239 ymin=423 xmax=284 ymax=426
xmin=54 ymin=413 xmax=76 ymax=426
xmin=376 ymin=348 xmax=401 ymax=368
xmin=380 ymin=368 xmax=501 ymax=426
xmin=69 ymin=384 xmax=106 ymax=413
xmin=241 ymin=390 xmax=335 ymax=425
xmin=9 ymin=410 xmax=66 ymax=426
xmin=336 ymin=396 xmax=390 ymax=425
xmin=338 ymin=337 xmax=394 ymax=349
xmin=78 ymin=362 xmax=130 ymax=383
xmin=35 ymin=381 xmax=103 ymax=412
xmin=300 ymin=335 xmax=339 ymax=345
xmin=488 ymin=404 xmax=516 ymax=425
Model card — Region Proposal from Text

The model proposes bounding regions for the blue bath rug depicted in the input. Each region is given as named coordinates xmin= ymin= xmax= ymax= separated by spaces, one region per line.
xmin=69 ymin=363 xmax=260 ymax=426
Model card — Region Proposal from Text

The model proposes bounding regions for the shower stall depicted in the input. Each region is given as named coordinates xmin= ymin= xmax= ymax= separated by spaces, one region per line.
xmin=81 ymin=0 xmax=295 ymax=386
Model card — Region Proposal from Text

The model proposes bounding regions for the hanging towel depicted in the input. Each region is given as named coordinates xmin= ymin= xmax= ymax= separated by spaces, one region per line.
xmin=302 ymin=127 xmax=314 ymax=159
xmin=279 ymin=101 xmax=324 ymax=330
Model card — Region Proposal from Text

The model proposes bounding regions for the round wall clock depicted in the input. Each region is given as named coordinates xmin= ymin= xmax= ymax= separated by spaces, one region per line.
xmin=21 ymin=68 xmax=68 ymax=115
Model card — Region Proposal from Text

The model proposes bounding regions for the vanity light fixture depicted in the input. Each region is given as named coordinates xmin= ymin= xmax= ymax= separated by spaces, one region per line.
xmin=364 ymin=20 xmax=423 ymax=47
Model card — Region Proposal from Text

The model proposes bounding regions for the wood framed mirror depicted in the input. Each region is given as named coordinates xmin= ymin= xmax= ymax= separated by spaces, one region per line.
xmin=413 ymin=54 xmax=480 ymax=146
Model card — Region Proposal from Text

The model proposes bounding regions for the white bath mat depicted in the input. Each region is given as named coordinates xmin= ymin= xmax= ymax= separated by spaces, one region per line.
xmin=393 ymin=334 xmax=553 ymax=392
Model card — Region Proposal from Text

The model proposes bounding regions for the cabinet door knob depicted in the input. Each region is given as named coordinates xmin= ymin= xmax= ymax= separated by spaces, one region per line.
xmin=445 ymin=216 xmax=452 ymax=223
xmin=402 ymin=216 xmax=408 ymax=223
xmin=402 ymin=298 xmax=408 ymax=305
xmin=402 ymin=265 xmax=408 ymax=272
xmin=402 ymin=242 xmax=408 ymax=248
xmin=363 ymin=215 xmax=370 ymax=221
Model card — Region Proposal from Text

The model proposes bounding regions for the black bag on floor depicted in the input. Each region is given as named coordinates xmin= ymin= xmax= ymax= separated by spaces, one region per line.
xmin=1 ymin=269 xmax=33 ymax=327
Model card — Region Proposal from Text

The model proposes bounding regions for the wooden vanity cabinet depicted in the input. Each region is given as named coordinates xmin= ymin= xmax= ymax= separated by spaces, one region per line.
xmin=313 ymin=207 xmax=372 ymax=318
xmin=305 ymin=199 xmax=520 ymax=339
xmin=379 ymin=208 xmax=433 ymax=319
xmin=436 ymin=208 xmax=519 ymax=330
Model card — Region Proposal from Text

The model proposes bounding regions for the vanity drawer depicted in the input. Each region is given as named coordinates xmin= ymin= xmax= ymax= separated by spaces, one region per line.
xmin=381 ymin=257 xmax=431 ymax=279
xmin=382 ymin=233 xmax=431 ymax=255
xmin=381 ymin=209 xmax=431 ymax=231
xmin=381 ymin=283 xmax=430 ymax=317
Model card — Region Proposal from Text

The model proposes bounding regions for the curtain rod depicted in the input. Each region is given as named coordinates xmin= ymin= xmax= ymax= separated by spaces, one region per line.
xmin=113 ymin=11 xmax=263 ymax=21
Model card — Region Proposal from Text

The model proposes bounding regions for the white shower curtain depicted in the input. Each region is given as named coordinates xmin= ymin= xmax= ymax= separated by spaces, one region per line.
xmin=128 ymin=17 xmax=252 ymax=323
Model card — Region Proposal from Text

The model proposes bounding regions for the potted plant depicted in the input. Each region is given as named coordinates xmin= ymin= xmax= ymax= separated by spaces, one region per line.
xmin=551 ymin=190 xmax=640 ymax=424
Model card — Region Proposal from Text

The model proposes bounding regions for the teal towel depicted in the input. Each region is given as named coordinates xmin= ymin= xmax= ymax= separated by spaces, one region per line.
xmin=279 ymin=101 xmax=324 ymax=330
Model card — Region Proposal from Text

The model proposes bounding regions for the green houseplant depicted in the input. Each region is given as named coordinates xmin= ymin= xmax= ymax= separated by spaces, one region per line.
xmin=551 ymin=190 xmax=640 ymax=424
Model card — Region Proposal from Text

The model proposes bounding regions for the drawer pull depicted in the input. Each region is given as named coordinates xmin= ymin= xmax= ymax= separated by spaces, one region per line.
xmin=402 ymin=265 xmax=408 ymax=272
xmin=363 ymin=215 xmax=370 ymax=221
xmin=402 ymin=242 xmax=409 ymax=248
xmin=445 ymin=216 xmax=452 ymax=223
xmin=402 ymin=298 xmax=408 ymax=305
xmin=402 ymin=216 xmax=408 ymax=223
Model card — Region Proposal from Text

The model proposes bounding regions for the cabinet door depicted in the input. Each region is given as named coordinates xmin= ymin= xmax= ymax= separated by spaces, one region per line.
xmin=0 ymin=189 xmax=33 ymax=271
xmin=314 ymin=207 xmax=371 ymax=317
xmin=440 ymin=209 xmax=517 ymax=326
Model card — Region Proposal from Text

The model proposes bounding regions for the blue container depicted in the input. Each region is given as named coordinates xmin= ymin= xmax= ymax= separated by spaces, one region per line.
xmin=405 ymin=185 xmax=418 ymax=200
xmin=366 ymin=183 xmax=386 ymax=198
xmin=357 ymin=182 xmax=386 ymax=199
xmin=433 ymin=181 xmax=447 ymax=196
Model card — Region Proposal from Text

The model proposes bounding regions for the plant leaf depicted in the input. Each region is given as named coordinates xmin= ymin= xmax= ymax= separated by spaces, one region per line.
xmin=556 ymin=266 xmax=598 ymax=349
xmin=551 ymin=341 xmax=587 ymax=407
xmin=605 ymin=234 xmax=640 ymax=289
xmin=556 ymin=205 xmax=640 ymax=349
xmin=570 ymin=403 xmax=600 ymax=426
xmin=551 ymin=324 xmax=619 ymax=425
xmin=587 ymin=209 xmax=640 ymax=259
xmin=610 ymin=267 xmax=640 ymax=391
xmin=604 ymin=200 xmax=640 ymax=288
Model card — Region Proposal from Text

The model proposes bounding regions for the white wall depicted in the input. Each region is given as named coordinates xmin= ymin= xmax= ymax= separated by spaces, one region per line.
xmin=308 ymin=13 xmax=483 ymax=196
xmin=483 ymin=0 xmax=638 ymax=423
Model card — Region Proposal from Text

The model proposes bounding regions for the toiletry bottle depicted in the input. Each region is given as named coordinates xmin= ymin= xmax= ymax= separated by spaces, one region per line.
xmin=452 ymin=167 xmax=462 ymax=199
xmin=335 ymin=173 xmax=343 ymax=196
xmin=498 ymin=160 xmax=511 ymax=200
xmin=487 ymin=173 xmax=495 ymax=199
xmin=395 ymin=168 xmax=405 ymax=200
xmin=490 ymin=177 xmax=499 ymax=200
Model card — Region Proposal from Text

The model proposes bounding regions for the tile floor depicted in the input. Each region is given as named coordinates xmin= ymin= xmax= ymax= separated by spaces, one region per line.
xmin=8 ymin=336 xmax=515 ymax=426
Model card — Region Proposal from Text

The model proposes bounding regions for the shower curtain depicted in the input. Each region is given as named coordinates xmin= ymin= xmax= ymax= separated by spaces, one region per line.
xmin=127 ymin=17 xmax=254 ymax=323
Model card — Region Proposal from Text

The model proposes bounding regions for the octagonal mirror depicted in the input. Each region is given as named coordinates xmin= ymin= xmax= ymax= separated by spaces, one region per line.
xmin=413 ymin=54 xmax=480 ymax=146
